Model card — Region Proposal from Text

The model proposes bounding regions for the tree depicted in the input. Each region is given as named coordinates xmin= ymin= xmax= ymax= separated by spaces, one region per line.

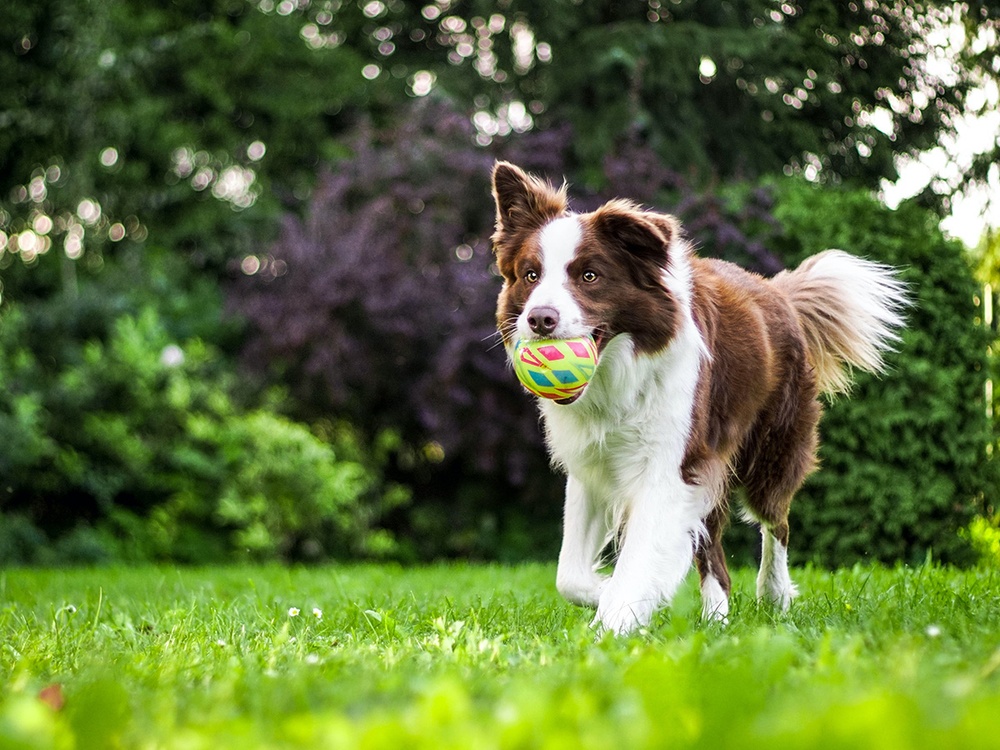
xmin=0 ymin=0 xmax=379 ymax=300
xmin=947 ymin=1 xmax=1000 ymax=211
xmin=457 ymin=0 xmax=969 ymax=187
xmin=3 ymin=0 xmax=997 ymax=303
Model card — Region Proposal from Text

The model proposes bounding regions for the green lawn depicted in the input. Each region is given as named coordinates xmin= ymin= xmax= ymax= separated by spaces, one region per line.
xmin=2 ymin=563 xmax=1000 ymax=748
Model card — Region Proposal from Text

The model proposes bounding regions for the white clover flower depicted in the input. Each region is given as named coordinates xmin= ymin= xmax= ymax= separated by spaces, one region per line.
xmin=926 ymin=625 xmax=942 ymax=638
xmin=288 ymin=607 xmax=300 ymax=617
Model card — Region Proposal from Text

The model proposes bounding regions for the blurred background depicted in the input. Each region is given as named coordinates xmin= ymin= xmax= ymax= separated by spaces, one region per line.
xmin=2 ymin=0 xmax=999 ymax=568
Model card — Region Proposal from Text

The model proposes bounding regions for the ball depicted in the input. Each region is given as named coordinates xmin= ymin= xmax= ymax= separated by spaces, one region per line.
xmin=513 ymin=336 xmax=599 ymax=401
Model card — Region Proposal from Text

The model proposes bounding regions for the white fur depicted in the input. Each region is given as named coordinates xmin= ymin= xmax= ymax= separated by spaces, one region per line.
xmin=775 ymin=249 xmax=909 ymax=394
xmin=805 ymin=250 xmax=907 ymax=363
xmin=700 ymin=574 xmax=730 ymax=623
xmin=542 ymin=237 xmax=711 ymax=635
xmin=757 ymin=528 xmax=798 ymax=611
xmin=516 ymin=216 xmax=589 ymax=341
xmin=555 ymin=476 xmax=612 ymax=607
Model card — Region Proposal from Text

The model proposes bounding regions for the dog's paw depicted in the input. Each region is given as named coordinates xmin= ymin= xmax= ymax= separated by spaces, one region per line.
xmin=700 ymin=603 xmax=730 ymax=626
xmin=556 ymin=573 xmax=608 ymax=608
xmin=699 ymin=578 xmax=730 ymax=624
xmin=771 ymin=583 xmax=798 ymax=613
xmin=757 ymin=578 xmax=798 ymax=613
xmin=591 ymin=593 xmax=653 ymax=636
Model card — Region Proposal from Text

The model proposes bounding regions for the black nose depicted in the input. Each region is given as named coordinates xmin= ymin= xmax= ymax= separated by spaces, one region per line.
xmin=527 ymin=306 xmax=560 ymax=336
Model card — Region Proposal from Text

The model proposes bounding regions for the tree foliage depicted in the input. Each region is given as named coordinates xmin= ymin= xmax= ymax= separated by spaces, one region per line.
xmin=0 ymin=0 xmax=383 ymax=296
xmin=457 ymin=0 xmax=971 ymax=187
xmin=948 ymin=1 xmax=1000 ymax=207
xmin=2 ymin=0 xmax=996 ymax=300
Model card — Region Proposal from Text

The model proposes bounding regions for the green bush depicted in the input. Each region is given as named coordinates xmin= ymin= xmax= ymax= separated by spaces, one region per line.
xmin=0 ymin=305 xmax=404 ymax=564
xmin=769 ymin=180 xmax=995 ymax=565
xmin=964 ymin=515 xmax=1000 ymax=566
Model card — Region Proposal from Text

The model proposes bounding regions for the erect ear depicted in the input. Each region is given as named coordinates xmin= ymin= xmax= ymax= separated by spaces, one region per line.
xmin=590 ymin=199 xmax=672 ymax=265
xmin=491 ymin=161 xmax=568 ymax=235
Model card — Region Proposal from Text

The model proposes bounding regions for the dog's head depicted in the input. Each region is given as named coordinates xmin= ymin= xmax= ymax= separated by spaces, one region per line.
xmin=491 ymin=161 xmax=683 ymax=357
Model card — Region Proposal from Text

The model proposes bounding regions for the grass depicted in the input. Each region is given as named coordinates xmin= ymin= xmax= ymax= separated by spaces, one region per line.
xmin=2 ymin=563 xmax=1000 ymax=749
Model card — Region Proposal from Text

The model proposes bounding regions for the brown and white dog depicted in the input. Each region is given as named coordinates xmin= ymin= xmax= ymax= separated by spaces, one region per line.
xmin=490 ymin=161 xmax=907 ymax=635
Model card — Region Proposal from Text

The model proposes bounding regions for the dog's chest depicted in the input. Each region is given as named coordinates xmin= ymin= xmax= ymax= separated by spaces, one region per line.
xmin=539 ymin=341 xmax=702 ymax=495
xmin=542 ymin=401 xmax=677 ymax=501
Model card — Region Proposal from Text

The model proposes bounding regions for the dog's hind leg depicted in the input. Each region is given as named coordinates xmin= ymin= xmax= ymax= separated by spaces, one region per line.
xmin=695 ymin=504 xmax=731 ymax=622
xmin=756 ymin=519 xmax=798 ymax=611
xmin=740 ymin=395 xmax=819 ymax=612
xmin=743 ymin=465 xmax=807 ymax=611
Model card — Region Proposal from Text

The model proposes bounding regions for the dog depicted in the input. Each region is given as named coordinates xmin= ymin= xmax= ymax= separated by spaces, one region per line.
xmin=490 ymin=161 xmax=907 ymax=635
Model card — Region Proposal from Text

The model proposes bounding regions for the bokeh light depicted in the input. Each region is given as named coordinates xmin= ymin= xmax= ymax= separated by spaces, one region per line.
xmin=247 ymin=141 xmax=267 ymax=161
xmin=76 ymin=199 xmax=102 ymax=225
xmin=100 ymin=147 xmax=119 ymax=167
xmin=410 ymin=70 xmax=436 ymax=96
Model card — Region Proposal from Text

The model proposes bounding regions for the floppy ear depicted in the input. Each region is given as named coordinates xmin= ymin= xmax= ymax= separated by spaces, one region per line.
xmin=590 ymin=199 xmax=672 ymax=265
xmin=491 ymin=161 xmax=567 ymax=236
xmin=645 ymin=212 xmax=681 ymax=247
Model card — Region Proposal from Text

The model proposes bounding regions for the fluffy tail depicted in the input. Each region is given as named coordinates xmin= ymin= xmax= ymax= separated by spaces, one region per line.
xmin=772 ymin=250 xmax=909 ymax=395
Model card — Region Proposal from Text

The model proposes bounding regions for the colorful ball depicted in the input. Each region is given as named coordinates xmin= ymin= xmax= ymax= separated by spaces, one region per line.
xmin=513 ymin=336 xmax=599 ymax=401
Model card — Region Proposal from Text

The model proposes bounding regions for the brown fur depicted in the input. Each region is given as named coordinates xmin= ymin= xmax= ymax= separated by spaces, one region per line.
xmin=491 ymin=161 xmax=567 ymax=273
xmin=682 ymin=258 xmax=822 ymax=594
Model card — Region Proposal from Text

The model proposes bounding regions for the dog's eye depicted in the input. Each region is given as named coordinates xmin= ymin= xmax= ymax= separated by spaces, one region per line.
xmin=524 ymin=270 xmax=540 ymax=283
xmin=582 ymin=270 xmax=598 ymax=283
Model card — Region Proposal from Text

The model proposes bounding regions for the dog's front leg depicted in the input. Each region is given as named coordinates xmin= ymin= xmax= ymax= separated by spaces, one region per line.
xmin=555 ymin=476 xmax=611 ymax=607
xmin=593 ymin=481 xmax=699 ymax=635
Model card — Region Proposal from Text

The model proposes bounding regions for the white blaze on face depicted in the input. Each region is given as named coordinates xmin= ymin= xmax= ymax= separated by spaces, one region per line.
xmin=518 ymin=215 xmax=587 ymax=341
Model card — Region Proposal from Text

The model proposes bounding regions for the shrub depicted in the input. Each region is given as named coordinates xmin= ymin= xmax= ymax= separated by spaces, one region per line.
xmin=229 ymin=100 xmax=556 ymax=560
xmin=769 ymin=180 xmax=995 ymax=565
xmin=965 ymin=515 xmax=1000 ymax=566
xmin=0 ymin=304 xmax=402 ymax=563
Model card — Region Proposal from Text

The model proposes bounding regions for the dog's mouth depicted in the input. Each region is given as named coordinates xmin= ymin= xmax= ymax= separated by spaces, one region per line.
xmin=591 ymin=330 xmax=609 ymax=354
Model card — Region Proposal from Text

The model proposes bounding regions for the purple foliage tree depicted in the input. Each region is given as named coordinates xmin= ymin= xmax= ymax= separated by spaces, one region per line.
xmin=230 ymin=101 xmax=541 ymax=486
